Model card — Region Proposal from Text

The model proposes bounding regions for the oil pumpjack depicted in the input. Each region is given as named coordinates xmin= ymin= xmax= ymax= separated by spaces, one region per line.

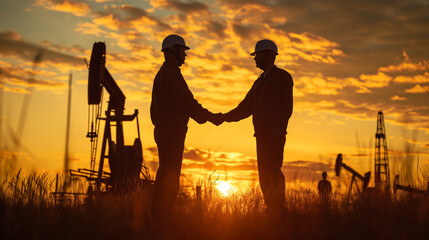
xmin=71 ymin=42 xmax=144 ymax=191
xmin=393 ymin=175 xmax=429 ymax=196
xmin=335 ymin=153 xmax=371 ymax=205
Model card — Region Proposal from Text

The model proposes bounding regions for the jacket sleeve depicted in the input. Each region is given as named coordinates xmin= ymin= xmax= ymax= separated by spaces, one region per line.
xmin=280 ymin=71 xmax=293 ymax=121
xmin=165 ymin=69 xmax=210 ymax=124
xmin=224 ymin=83 xmax=255 ymax=122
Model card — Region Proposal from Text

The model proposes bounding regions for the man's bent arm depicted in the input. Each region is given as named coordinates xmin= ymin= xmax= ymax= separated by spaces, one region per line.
xmin=224 ymin=87 xmax=254 ymax=122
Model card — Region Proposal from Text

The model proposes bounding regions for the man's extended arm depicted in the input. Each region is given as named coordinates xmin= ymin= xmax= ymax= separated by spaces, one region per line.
xmin=223 ymin=83 xmax=255 ymax=122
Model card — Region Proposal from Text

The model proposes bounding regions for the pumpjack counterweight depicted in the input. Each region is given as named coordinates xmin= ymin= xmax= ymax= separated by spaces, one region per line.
xmin=375 ymin=111 xmax=390 ymax=188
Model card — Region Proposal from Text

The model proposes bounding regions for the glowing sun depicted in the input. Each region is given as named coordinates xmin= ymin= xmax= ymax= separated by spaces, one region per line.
xmin=216 ymin=181 xmax=232 ymax=196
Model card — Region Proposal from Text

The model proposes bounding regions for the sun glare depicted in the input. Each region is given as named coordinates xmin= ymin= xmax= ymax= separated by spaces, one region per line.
xmin=216 ymin=181 xmax=232 ymax=196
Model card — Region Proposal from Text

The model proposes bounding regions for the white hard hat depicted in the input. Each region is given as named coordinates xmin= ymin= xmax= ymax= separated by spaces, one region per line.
xmin=161 ymin=34 xmax=190 ymax=52
xmin=250 ymin=39 xmax=278 ymax=56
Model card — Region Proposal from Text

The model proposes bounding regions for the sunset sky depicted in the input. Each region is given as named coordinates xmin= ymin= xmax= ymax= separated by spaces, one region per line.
xmin=1 ymin=0 xmax=428 ymax=192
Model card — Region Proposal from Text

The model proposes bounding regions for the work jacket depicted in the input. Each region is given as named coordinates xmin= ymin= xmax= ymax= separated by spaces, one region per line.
xmin=225 ymin=65 xmax=293 ymax=136
xmin=150 ymin=61 xmax=209 ymax=130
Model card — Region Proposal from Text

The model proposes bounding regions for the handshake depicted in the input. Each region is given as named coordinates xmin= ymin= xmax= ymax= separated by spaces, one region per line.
xmin=208 ymin=112 xmax=226 ymax=126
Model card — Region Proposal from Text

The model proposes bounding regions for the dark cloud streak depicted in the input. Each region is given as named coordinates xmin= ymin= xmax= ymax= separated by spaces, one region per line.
xmin=157 ymin=0 xmax=209 ymax=13
xmin=0 ymin=30 xmax=83 ymax=67
xmin=0 ymin=66 xmax=66 ymax=88
xmin=105 ymin=4 xmax=172 ymax=31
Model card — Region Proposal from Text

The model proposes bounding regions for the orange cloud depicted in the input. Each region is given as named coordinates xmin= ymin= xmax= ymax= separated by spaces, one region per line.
xmin=35 ymin=0 xmax=90 ymax=16
xmin=359 ymin=72 xmax=392 ymax=88
xmin=405 ymin=84 xmax=429 ymax=93
xmin=90 ymin=4 xmax=171 ymax=35
xmin=394 ymin=72 xmax=429 ymax=84
xmin=75 ymin=22 xmax=107 ymax=37
xmin=379 ymin=51 xmax=429 ymax=73
xmin=0 ymin=85 xmax=29 ymax=94
xmin=93 ymin=14 xmax=121 ymax=31
xmin=222 ymin=3 xmax=272 ymax=24
xmin=288 ymin=32 xmax=342 ymax=54
xmin=296 ymin=74 xmax=343 ymax=95
xmin=390 ymin=95 xmax=407 ymax=101
xmin=0 ymin=62 xmax=66 ymax=92
xmin=271 ymin=31 xmax=344 ymax=64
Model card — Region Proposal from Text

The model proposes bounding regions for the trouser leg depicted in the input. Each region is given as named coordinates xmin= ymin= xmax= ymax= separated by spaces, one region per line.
xmin=152 ymin=128 xmax=186 ymax=224
xmin=256 ymin=134 xmax=286 ymax=211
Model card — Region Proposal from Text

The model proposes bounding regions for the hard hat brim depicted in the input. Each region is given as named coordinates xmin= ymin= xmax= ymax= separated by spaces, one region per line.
xmin=250 ymin=50 xmax=278 ymax=56
xmin=176 ymin=45 xmax=190 ymax=51
xmin=161 ymin=45 xmax=190 ymax=52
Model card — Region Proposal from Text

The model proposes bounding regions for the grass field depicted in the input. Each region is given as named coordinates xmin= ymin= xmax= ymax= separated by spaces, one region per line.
xmin=1 ymin=171 xmax=428 ymax=240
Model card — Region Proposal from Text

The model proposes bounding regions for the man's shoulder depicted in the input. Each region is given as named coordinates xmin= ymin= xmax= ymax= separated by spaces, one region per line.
xmin=156 ymin=62 xmax=181 ymax=79
xmin=271 ymin=67 xmax=293 ymax=87
xmin=324 ymin=179 xmax=332 ymax=185
xmin=159 ymin=62 xmax=178 ymax=72
xmin=275 ymin=67 xmax=292 ymax=79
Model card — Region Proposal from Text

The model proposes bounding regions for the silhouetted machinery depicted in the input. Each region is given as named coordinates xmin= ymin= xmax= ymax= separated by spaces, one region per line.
xmin=375 ymin=111 xmax=390 ymax=189
xmin=335 ymin=153 xmax=371 ymax=203
xmin=393 ymin=175 xmax=429 ymax=196
xmin=71 ymin=42 xmax=145 ymax=191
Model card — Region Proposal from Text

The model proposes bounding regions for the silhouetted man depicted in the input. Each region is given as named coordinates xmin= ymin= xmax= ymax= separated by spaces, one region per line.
xmin=318 ymin=171 xmax=332 ymax=202
xmin=214 ymin=39 xmax=293 ymax=215
xmin=150 ymin=34 xmax=218 ymax=226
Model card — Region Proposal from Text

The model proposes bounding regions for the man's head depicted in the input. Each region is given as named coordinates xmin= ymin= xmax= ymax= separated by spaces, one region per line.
xmin=251 ymin=39 xmax=278 ymax=70
xmin=322 ymin=171 xmax=327 ymax=180
xmin=162 ymin=34 xmax=190 ymax=66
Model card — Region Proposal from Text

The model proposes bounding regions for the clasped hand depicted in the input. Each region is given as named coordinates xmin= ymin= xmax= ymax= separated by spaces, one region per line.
xmin=209 ymin=113 xmax=225 ymax=126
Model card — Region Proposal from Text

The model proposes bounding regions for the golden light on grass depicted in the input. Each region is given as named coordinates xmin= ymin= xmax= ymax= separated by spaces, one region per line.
xmin=216 ymin=180 xmax=233 ymax=197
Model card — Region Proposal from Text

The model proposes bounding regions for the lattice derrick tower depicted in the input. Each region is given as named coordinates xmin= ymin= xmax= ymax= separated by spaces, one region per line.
xmin=375 ymin=111 xmax=390 ymax=187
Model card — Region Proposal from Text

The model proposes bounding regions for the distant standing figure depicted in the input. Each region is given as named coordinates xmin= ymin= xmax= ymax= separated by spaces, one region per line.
xmin=318 ymin=171 xmax=332 ymax=201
